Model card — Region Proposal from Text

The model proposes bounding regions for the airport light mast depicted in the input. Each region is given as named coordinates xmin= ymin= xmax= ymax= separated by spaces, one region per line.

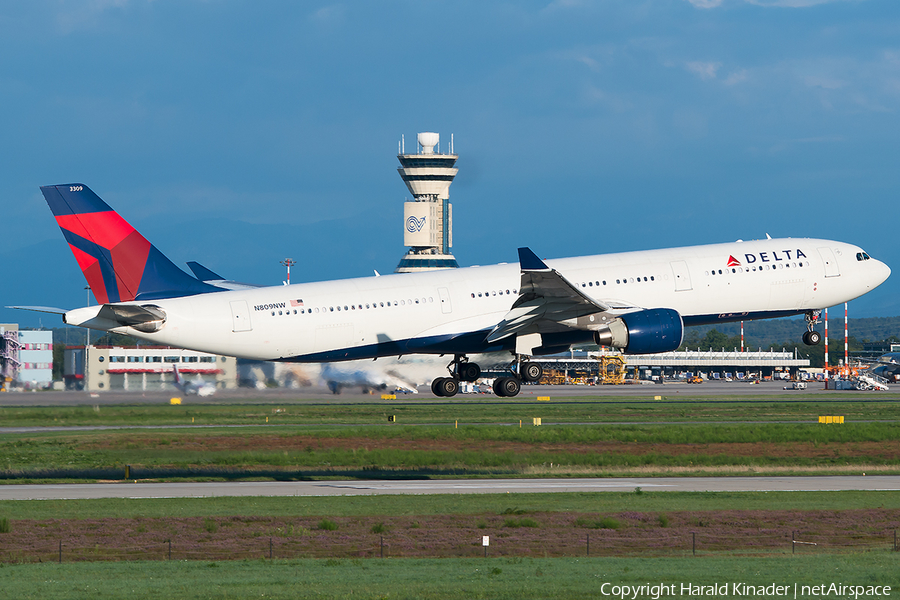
xmin=394 ymin=132 xmax=460 ymax=273
xmin=280 ymin=258 xmax=296 ymax=285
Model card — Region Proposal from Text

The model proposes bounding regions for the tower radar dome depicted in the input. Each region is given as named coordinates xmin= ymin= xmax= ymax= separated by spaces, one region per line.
xmin=417 ymin=132 xmax=440 ymax=154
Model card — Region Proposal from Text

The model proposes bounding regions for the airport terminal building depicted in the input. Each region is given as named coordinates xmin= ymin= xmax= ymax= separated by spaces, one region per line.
xmin=64 ymin=346 xmax=237 ymax=392
xmin=1 ymin=325 xmax=53 ymax=390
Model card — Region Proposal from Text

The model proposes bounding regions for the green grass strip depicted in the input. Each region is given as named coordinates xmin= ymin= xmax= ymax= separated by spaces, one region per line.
xmin=2 ymin=491 xmax=899 ymax=520
xmin=2 ymin=397 xmax=900 ymax=427
xmin=0 ymin=554 xmax=894 ymax=600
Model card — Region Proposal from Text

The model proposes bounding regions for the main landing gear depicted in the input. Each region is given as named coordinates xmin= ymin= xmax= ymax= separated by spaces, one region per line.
xmin=431 ymin=355 xmax=482 ymax=397
xmin=493 ymin=355 xmax=543 ymax=397
xmin=802 ymin=310 xmax=822 ymax=346
xmin=430 ymin=354 xmax=544 ymax=398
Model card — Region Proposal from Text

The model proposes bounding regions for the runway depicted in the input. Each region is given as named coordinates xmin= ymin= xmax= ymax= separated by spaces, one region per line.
xmin=1 ymin=380 xmax=892 ymax=406
xmin=1 ymin=476 xmax=897 ymax=501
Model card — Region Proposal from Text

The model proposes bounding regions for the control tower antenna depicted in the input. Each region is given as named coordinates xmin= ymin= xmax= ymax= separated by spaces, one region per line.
xmin=395 ymin=132 xmax=460 ymax=273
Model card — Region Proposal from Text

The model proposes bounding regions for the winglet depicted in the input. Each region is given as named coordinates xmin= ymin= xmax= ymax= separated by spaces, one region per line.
xmin=518 ymin=247 xmax=550 ymax=271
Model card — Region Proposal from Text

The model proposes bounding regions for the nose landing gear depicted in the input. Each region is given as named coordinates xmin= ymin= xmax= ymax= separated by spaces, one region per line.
xmin=802 ymin=310 xmax=822 ymax=346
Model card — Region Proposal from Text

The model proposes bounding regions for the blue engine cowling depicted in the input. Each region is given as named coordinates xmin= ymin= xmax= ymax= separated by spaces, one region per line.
xmin=619 ymin=308 xmax=684 ymax=354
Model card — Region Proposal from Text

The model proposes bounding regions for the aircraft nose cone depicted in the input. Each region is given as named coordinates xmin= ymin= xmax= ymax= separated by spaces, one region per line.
xmin=874 ymin=260 xmax=891 ymax=287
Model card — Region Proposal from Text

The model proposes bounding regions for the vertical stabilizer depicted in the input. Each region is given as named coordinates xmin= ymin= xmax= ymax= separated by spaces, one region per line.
xmin=40 ymin=184 xmax=221 ymax=303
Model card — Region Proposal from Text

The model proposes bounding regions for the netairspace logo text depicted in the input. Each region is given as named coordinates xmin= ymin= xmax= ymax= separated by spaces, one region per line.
xmin=598 ymin=582 xmax=891 ymax=599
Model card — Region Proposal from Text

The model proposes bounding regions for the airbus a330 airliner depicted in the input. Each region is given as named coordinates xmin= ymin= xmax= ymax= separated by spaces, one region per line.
xmin=16 ymin=184 xmax=891 ymax=397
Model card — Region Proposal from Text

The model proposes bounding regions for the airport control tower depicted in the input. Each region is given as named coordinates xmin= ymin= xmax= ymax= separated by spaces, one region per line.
xmin=394 ymin=132 xmax=460 ymax=273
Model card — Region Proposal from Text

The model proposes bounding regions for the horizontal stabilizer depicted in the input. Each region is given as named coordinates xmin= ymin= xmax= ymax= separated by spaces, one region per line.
xmin=186 ymin=261 xmax=224 ymax=282
xmin=186 ymin=260 xmax=260 ymax=290
xmin=6 ymin=305 xmax=68 ymax=315
xmin=64 ymin=303 xmax=167 ymax=333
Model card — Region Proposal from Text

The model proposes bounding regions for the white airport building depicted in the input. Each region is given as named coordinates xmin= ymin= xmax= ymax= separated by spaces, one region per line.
xmin=64 ymin=345 xmax=237 ymax=392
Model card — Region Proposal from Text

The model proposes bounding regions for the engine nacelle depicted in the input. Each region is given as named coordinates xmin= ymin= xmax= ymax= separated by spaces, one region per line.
xmin=592 ymin=308 xmax=683 ymax=355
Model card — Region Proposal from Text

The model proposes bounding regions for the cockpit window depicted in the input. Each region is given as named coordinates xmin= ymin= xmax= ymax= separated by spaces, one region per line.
xmin=856 ymin=252 xmax=871 ymax=261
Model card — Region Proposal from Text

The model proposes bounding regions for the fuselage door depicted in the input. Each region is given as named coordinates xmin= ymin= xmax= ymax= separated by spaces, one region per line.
xmin=230 ymin=300 xmax=252 ymax=332
xmin=438 ymin=287 xmax=452 ymax=314
xmin=670 ymin=261 xmax=693 ymax=291
xmin=817 ymin=247 xmax=841 ymax=278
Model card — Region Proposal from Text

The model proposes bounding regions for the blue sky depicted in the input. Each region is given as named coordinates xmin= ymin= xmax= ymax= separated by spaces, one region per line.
xmin=2 ymin=0 xmax=899 ymax=329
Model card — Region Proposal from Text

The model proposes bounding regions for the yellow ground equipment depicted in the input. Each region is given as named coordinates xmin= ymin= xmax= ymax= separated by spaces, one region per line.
xmin=599 ymin=355 xmax=626 ymax=385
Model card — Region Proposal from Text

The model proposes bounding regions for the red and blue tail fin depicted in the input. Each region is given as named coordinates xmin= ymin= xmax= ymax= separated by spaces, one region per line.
xmin=40 ymin=184 xmax=222 ymax=304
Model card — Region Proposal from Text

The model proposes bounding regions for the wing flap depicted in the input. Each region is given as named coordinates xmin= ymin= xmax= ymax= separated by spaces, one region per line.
xmin=486 ymin=248 xmax=614 ymax=343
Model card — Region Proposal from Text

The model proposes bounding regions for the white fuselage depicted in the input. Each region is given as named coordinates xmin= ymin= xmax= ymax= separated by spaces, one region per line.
xmin=66 ymin=238 xmax=890 ymax=362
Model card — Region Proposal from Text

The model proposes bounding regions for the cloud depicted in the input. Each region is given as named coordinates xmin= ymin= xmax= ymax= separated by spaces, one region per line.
xmin=724 ymin=69 xmax=749 ymax=85
xmin=803 ymin=74 xmax=845 ymax=90
xmin=310 ymin=4 xmax=345 ymax=23
xmin=53 ymin=0 xmax=130 ymax=34
xmin=767 ymin=135 xmax=845 ymax=154
xmin=685 ymin=61 xmax=722 ymax=80
xmin=687 ymin=0 xmax=853 ymax=7
xmin=684 ymin=0 xmax=724 ymax=7
xmin=744 ymin=0 xmax=847 ymax=6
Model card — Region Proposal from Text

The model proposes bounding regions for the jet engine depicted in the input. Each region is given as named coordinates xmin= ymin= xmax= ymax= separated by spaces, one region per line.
xmin=574 ymin=308 xmax=683 ymax=355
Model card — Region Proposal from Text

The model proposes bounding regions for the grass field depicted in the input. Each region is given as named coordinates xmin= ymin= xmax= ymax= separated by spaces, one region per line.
xmin=2 ymin=395 xmax=900 ymax=427
xmin=2 ymin=417 xmax=900 ymax=480
xmin=0 ymin=554 xmax=895 ymax=599
xmin=1 ymin=397 xmax=898 ymax=596
xmin=3 ymin=490 xmax=900 ymax=520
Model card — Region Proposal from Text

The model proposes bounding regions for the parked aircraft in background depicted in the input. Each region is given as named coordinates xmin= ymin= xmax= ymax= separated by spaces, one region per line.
xmin=867 ymin=352 xmax=900 ymax=382
xmin=172 ymin=364 xmax=217 ymax=397
xmin=13 ymin=184 xmax=891 ymax=398
xmin=321 ymin=362 xmax=419 ymax=394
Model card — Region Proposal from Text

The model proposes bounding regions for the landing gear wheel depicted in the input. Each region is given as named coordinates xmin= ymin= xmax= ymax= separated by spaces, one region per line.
xmin=493 ymin=376 xmax=521 ymax=398
xmin=521 ymin=362 xmax=543 ymax=383
xmin=803 ymin=331 xmax=821 ymax=346
xmin=438 ymin=377 xmax=459 ymax=397
xmin=459 ymin=362 xmax=481 ymax=382
xmin=431 ymin=377 xmax=446 ymax=396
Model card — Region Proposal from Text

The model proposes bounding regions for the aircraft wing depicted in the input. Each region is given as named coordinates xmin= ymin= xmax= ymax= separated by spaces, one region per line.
xmin=486 ymin=248 xmax=613 ymax=343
